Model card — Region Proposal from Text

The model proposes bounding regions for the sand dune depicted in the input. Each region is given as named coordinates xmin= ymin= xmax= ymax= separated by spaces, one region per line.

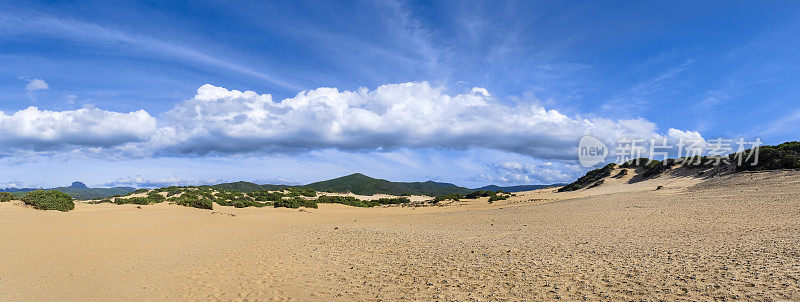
xmin=3 ymin=170 xmax=800 ymax=301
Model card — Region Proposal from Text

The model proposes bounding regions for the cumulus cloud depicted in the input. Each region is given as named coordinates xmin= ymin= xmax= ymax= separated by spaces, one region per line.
xmin=0 ymin=82 xmax=705 ymax=161
xmin=152 ymin=82 xmax=681 ymax=158
xmin=0 ymin=106 xmax=156 ymax=150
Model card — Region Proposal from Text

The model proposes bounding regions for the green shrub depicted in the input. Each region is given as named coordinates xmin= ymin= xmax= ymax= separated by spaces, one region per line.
xmin=732 ymin=142 xmax=800 ymax=171
xmin=0 ymin=192 xmax=13 ymax=202
xmin=679 ymin=156 xmax=717 ymax=168
xmin=214 ymin=189 xmax=272 ymax=208
xmin=288 ymin=187 xmax=317 ymax=197
xmin=464 ymin=190 xmax=491 ymax=199
xmin=373 ymin=197 xmax=410 ymax=205
xmin=619 ymin=158 xmax=677 ymax=178
xmin=215 ymin=192 xmax=268 ymax=208
xmin=434 ymin=193 xmax=464 ymax=202
xmin=619 ymin=158 xmax=649 ymax=168
xmin=316 ymin=195 xmax=374 ymax=207
xmin=152 ymin=186 xmax=185 ymax=197
xmin=640 ymin=159 xmax=679 ymax=178
xmin=274 ymin=197 xmax=318 ymax=209
xmin=214 ymin=190 xmax=247 ymax=204
xmin=114 ymin=192 xmax=166 ymax=205
xmin=169 ymin=191 xmax=213 ymax=210
xmin=232 ymin=200 xmax=269 ymax=208
xmin=558 ymin=163 xmax=616 ymax=192
xmin=114 ymin=197 xmax=148 ymax=205
xmin=22 ymin=190 xmax=75 ymax=212
xmin=488 ymin=193 xmax=509 ymax=202
xmin=133 ymin=188 xmax=149 ymax=194
xmin=313 ymin=195 xmax=409 ymax=207
xmin=250 ymin=190 xmax=286 ymax=202
xmin=459 ymin=190 xmax=510 ymax=203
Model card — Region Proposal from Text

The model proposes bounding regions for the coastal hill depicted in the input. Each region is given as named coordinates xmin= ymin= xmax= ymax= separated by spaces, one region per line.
xmin=215 ymin=173 xmax=558 ymax=196
xmin=305 ymin=173 xmax=472 ymax=196
xmin=2 ymin=175 xmax=560 ymax=200
xmin=0 ymin=181 xmax=135 ymax=200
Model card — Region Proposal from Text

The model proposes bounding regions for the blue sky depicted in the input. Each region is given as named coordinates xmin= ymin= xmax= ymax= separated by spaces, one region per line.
xmin=1 ymin=1 xmax=799 ymax=188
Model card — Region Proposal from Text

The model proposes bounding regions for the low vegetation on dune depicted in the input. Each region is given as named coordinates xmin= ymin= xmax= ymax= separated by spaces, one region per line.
xmin=249 ymin=190 xmax=286 ymax=202
xmin=315 ymin=195 xmax=411 ymax=207
xmin=432 ymin=193 xmax=463 ymax=203
xmin=432 ymin=190 xmax=511 ymax=203
xmin=150 ymin=186 xmax=187 ymax=197
xmin=373 ymin=197 xmax=412 ymax=205
xmin=559 ymin=141 xmax=800 ymax=192
xmin=733 ymin=141 xmax=800 ymax=171
xmin=114 ymin=192 xmax=166 ymax=205
xmin=168 ymin=190 xmax=215 ymax=210
xmin=0 ymin=192 xmax=13 ymax=202
xmin=288 ymin=187 xmax=317 ymax=197
xmin=620 ymin=158 xmax=679 ymax=178
xmin=214 ymin=190 xmax=269 ymax=208
xmin=315 ymin=195 xmax=367 ymax=207
xmin=21 ymin=190 xmax=75 ymax=212
xmin=273 ymin=197 xmax=318 ymax=209
xmin=15 ymin=173 xmax=543 ymax=211
xmin=558 ymin=163 xmax=616 ymax=192
xmin=102 ymin=185 xmax=416 ymax=210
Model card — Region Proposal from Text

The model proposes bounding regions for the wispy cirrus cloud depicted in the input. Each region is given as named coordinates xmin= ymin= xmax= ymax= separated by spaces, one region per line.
xmin=0 ymin=12 xmax=301 ymax=90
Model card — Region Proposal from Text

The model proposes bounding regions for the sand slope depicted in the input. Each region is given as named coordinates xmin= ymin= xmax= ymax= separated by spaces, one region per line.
xmin=3 ymin=170 xmax=800 ymax=301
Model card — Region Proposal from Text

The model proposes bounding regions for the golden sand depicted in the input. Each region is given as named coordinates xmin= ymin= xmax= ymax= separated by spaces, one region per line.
xmin=2 ymin=169 xmax=800 ymax=301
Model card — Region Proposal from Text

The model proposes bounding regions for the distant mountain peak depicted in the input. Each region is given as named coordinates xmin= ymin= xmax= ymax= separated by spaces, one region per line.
xmin=69 ymin=181 xmax=88 ymax=189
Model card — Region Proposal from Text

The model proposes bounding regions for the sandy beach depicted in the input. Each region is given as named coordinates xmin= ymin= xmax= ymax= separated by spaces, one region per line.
xmin=3 ymin=169 xmax=800 ymax=301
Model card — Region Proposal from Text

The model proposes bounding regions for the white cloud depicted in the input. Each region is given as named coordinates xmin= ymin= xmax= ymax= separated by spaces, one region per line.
xmin=479 ymin=159 xmax=583 ymax=185
xmin=153 ymin=82 xmax=685 ymax=159
xmin=25 ymin=78 xmax=49 ymax=92
xmin=470 ymin=87 xmax=491 ymax=97
xmin=0 ymin=106 xmax=156 ymax=150
xmin=666 ymin=128 xmax=706 ymax=146
xmin=103 ymin=175 xmax=220 ymax=188
xmin=21 ymin=78 xmax=49 ymax=102
xmin=0 ymin=82 xmax=705 ymax=163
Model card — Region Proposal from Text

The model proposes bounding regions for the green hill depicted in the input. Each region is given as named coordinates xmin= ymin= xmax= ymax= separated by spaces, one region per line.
xmin=212 ymin=181 xmax=290 ymax=193
xmin=50 ymin=186 xmax=136 ymax=200
xmin=305 ymin=173 xmax=474 ymax=196
xmin=211 ymin=174 xmax=556 ymax=196
xmin=395 ymin=180 xmax=474 ymax=196
xmin=1 ymin=181 xmax=135 ymax=200
xmin=305 ymin=173 xmax=410 ymax=195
